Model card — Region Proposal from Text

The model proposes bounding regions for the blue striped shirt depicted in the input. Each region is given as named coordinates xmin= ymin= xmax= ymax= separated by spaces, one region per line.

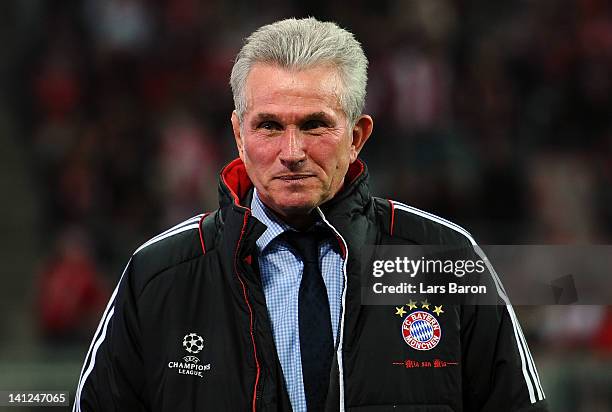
xmin=251 ymin=189 xmax=344 ymax=412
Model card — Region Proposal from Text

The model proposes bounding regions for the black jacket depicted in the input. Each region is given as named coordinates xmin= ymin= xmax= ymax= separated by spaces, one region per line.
xmin=74 ymin=158 xmax=548 ymax=412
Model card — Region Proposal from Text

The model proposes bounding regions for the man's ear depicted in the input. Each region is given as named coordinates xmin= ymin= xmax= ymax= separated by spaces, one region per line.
xmin=231 ymin=111 xmax=245 ymax=162
xmin=349 ymin=114 xmax=374 ymax=163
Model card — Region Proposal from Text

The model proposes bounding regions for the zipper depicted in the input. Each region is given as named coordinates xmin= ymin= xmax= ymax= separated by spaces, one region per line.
xmin=233 ymin=209 xmax=261 ymax=412
xmin=252 ymin=319 xmax=263 ymax=406
xmin=316 ymin=207 xmax=348 ymax=412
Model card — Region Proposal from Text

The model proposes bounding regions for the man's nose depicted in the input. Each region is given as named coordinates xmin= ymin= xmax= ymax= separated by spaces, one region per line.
xmin=279 ymin=127 xmax=306 ymax=168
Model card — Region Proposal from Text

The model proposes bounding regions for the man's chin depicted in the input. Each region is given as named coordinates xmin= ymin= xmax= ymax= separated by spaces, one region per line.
xmin=276 ymin=201 xmax=317 ymax=216
xmin=265 ymin=196 xmax=320 ymax=219
xmin=271 ymin=201 xmax=323 ymax=229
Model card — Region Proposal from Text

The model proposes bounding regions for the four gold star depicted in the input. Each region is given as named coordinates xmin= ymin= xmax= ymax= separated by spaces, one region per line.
xmin=394 ymin=301 xmax=443 ymax=316
xmin=395 ymin=306 xmax=407 ymax=317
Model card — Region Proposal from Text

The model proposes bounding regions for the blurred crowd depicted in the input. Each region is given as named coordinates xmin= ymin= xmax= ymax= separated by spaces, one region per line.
xmin=2 ymin=0 xmax=612 ymax=409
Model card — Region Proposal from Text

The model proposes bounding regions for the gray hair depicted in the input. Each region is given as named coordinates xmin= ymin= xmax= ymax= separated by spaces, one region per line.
xmin=230 ymin=17 xmax=368 ymax=125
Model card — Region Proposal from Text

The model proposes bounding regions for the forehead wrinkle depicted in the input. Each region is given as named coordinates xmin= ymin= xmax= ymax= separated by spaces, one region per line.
xmin=247 ymin=90 xmax=343 ymax=124
xmin=252 ymin=87 xmax=339 ymax=108
xmin=243 ymin=64 xmax=345 ymax=119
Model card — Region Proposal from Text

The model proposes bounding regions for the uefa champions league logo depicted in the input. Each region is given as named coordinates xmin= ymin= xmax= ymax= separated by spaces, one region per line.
xmin=168 ymin=332 xmax=211 ymax=378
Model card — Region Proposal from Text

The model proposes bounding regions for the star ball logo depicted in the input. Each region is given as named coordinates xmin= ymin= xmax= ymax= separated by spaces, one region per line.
xmin=395 ymin=300 xmax=443 ymax=351
xmin=183 ymin=333 xmax=204 ymax=354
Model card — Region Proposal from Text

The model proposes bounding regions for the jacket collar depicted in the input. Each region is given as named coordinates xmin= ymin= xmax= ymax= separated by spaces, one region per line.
xmin=216 ymin=158 xmax=372 ymax=258
xmin=218 ymin=157 xmax=370 ymax=214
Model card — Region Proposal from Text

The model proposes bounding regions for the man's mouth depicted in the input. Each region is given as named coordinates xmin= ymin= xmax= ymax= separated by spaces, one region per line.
xmin=275 ymin=174 xmax=315 ymax=181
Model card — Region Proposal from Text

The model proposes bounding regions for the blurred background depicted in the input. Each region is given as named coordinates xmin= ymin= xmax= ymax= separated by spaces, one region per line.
xmin=0 ymin=0 xmax=611 ymax=410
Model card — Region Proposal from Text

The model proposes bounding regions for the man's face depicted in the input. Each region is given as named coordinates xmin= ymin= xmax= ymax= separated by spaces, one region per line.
xmin=231 ymin=63 xmax=372 ymax=222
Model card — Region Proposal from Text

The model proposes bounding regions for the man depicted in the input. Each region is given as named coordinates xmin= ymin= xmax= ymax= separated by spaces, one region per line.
xmin=74 ymin=18 xmax=548 ymax=411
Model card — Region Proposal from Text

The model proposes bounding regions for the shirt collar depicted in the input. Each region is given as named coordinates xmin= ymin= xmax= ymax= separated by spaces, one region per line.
xmin=251 ymin=188 xmax=293 ymax=252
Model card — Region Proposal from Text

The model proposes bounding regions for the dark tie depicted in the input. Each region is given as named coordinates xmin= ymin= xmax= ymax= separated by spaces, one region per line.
xmin=285 ymin=230 xmax=334 ymax=411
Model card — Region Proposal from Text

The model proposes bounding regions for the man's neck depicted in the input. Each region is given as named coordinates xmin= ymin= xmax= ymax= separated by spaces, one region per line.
xmin=278 ymin=212 xmax=317 ymax=231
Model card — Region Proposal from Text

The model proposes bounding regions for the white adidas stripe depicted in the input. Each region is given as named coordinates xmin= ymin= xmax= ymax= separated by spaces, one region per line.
xmin=135 ymin=214 xmax=203 ymax=254
xmin=76 ymin=307 xmax=115 ymax=412
xmin=134 ymin=223 xmax=200 ymax=254
xmin=475 ymin=243 xmax=545 ymax=401
xmin=471 ymin=243 xmax=544 ymax=401
xmin=467 ymin=244 xmax=538 ymax=403
xmin=74 ymin=217 xmax=202 ymax=410
xmin=522 ymin=306 xmax=545 ymax=397
xmin=74 ymin=258 xmax=131 ymax=412
xmin=391 ymin=201 xmax=545 ymax=403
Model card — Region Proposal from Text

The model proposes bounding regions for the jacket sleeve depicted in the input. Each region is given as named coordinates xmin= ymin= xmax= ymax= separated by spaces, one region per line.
xmin=460 ymin=247 xmax=548 ymax=412
xmin=73 ymin=258 xmax=148 ymax=411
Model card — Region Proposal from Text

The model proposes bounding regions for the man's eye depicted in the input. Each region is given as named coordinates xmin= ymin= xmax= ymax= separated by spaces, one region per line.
xmin=258 ymin=121 xmax=282 ymax=131
xmin=302 ymin=120 xmax=327 ymax=130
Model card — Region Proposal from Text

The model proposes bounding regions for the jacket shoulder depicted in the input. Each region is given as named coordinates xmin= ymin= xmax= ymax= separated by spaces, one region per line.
xmin=129 ymin=214 xmax=207 ymax=294
xmin=374 ymin=197 xmax=476 ymax=246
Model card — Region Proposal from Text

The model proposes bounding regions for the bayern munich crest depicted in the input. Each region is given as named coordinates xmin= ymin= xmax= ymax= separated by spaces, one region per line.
xmin=395 ymin=300 xmax=444 ymax=351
